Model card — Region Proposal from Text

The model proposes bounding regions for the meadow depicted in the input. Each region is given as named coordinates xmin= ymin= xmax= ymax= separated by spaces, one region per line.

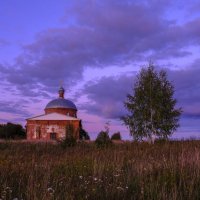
xmin=0 ymin=140 xmax=200 ymax=200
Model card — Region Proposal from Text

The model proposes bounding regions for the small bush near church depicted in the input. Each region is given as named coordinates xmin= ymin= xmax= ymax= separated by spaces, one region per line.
xmin=95 ymin=131 xmax=112 ymax=148
xmin=79 ymin=120 xmax=90 ymax=140
xmin=59 ymin=124 xmax=77 ymax=149
xmin=59 ymin=136 xmax=77 ymax=149
xmin=111 ymin=132 xmax=121 ymax=140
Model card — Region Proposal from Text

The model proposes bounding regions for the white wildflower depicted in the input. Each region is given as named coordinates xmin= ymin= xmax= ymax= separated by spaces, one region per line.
xmin=117 ymin=186 xmax=124 ymax=191
xmin=47 ymin=187 xmax=54 ymax=194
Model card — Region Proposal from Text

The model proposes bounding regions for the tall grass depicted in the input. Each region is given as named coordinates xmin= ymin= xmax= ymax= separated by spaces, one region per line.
xmin=0 ymin=140 xmax=200 ymax=199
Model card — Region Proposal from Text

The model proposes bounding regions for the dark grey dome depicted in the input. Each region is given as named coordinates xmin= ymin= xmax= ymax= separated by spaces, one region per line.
xmin=45 ymin=98 xmax=77 ymax=110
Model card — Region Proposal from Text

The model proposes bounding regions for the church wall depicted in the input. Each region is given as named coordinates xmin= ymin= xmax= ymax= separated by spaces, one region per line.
xmin=26 ymin=120 xmax=80 ymax=140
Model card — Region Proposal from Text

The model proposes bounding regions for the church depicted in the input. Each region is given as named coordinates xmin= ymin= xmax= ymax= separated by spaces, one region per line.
xmin=26 ymin=87 xmax=80 ymax=140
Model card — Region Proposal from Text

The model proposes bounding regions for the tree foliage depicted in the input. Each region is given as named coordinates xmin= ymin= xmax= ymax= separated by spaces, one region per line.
xmin=111 ymin=132 xmax=121 ymax=140
xmin=95 ymin=131 xmax=112 ymax=148
xmin=122 ymin=64 xmax=182 ymax=141
xmin=0 ymin=123 xmax=26 ymax=139
xmin=79 ymin=120 xmax=90 ymax=140
xmin=59 ymin=124 xmax=76 ymax=148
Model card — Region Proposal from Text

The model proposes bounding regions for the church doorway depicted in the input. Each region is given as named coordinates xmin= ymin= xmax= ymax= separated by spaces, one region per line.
xmin=50 ymin=132 xmax=57 ymax=140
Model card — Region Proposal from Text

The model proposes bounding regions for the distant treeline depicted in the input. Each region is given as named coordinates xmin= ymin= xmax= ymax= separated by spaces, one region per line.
xmin=0 ymin=123 xmax=26 ymax=139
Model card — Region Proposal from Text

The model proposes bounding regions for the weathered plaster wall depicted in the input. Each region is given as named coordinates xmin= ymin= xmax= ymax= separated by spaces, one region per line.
xmin=26 ymin=120 xmax=80 ymax=140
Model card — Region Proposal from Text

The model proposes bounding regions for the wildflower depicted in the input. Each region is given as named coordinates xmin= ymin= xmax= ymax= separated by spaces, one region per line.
xmin=141 ymin=187 xmax=144 ymax=194
xmin=59 ymin=181 xmax=63 ymax=186
xmin=47 ymin=187 xmax=54 ymax=195
xmin=79 ymin=176 xmax=83 ymax=179
xmin=117 ymin=186 xmax=124 ymax=191
xmin=5 ymin=186 xmax=12 ymax=193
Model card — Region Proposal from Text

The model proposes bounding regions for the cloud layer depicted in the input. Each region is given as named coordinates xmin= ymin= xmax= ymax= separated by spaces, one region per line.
xmin=80 ymin=75 xmax=134 ymax=118
xmin=1 ymin=0 xmax=200 ymax=97
xmin=80 ymin=63 xmax=200 ymax=121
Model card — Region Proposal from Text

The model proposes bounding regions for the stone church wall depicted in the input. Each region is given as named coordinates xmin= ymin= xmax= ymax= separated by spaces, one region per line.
xmin=26 ymin=120 xmax=80 ymax=140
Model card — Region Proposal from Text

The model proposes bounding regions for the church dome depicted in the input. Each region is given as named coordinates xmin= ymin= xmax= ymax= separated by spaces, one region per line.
xmin=45 ymin=98 xmax=77 ymax=110
xmin=44 ymin=86 xmax=78 ymax=117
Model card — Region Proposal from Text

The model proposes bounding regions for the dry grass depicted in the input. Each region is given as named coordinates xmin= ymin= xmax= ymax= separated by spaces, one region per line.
xmin=0 ymin=140 xmax=200 ymax=199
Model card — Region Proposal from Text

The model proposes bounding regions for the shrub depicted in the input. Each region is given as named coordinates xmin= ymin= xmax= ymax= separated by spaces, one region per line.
xmin=58 ymin=124 xmax=77 ymax=149
xmin=0 ymin=123 xmax=26 ymax=139
xmin=111 ymin=132 xmax=121 ymax=140
xmin=95 ymin=131 xmax=112 ymax=148
xmin=155 ymin=137 xmax=169 ymax=144
xmin=79 ymin=121 xmax=90 ymax=140
xmin=59 ymin=136 xmax=77 ymax=149
xmin=79 ymin=130 xmax=90 ymax=140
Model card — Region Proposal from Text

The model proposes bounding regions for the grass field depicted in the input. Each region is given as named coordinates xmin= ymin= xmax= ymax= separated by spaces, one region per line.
xmin=0 ymin=140 xmax=200 ymax=200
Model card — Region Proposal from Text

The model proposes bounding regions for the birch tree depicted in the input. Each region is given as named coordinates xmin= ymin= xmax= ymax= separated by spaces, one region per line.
xmin=122 ymin=63 xmax=182 ymax=142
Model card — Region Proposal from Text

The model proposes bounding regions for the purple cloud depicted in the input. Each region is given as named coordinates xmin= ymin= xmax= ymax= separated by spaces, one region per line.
xmin=79 ymin=75 xmax=134 ymax=118
xmin=80 ymin=62 xmax=200 ymax=121
xmin=0 ymin=100 xmax=30 ymax=117
xmin=1 ymin=0 xmax=200 ymax=98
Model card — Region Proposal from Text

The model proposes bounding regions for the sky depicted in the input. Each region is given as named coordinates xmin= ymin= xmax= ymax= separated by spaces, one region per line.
xmin=0 ymin=0 xmax=200 ymax=140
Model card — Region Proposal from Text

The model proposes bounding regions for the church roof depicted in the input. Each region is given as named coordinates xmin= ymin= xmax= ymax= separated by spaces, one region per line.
xmin=45 ymin=98 xmax=77 ymax=110
xmin=27 ymin=113 xmax=80 ymax=121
